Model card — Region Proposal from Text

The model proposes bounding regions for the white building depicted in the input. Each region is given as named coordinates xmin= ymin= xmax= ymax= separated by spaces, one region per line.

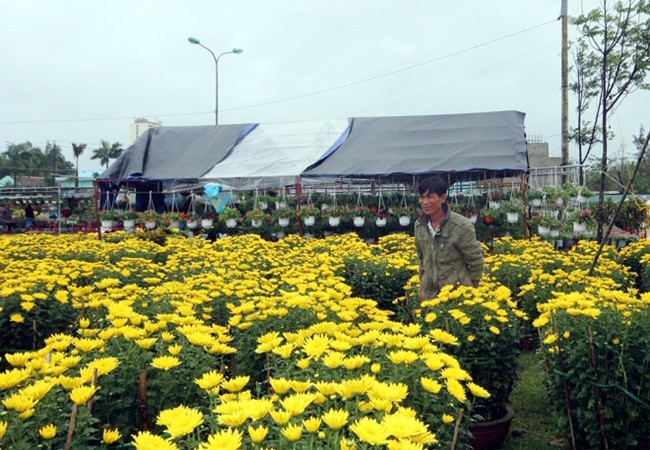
xmin=129 ymin=118 xmax=162 ymax=144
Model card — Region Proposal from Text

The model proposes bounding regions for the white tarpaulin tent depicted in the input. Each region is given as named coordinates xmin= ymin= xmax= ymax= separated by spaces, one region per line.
xmin=199 ymin=119 xmax=349 ymax=190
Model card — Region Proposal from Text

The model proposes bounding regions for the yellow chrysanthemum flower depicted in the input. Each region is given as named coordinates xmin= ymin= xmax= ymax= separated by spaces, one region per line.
xmin=349 ymin=416 xmax=389 ymax=445
xmin=150 ymin=356 xmax=181 ymax=371
xmin=195 ymin=370 xmax=224 ymax=390
xmin=321 ymin=408 xmax=349 ymax=429
xmin=132 ymin=431 xmax=179 ymax=450
xmin=156 ymin=405 xmax=204 ymax=438
xmin=0 ymin=420 xmax=7 ymax=439
xmin=39 ymin=423 xmax=57 ymax=440
xmin=197 ymin=428 xmax=243 ymax=450
xmin=102 ymin=428 xmax=122 ymax=444
xmin=221 ymin=375 xmax=249 ymax=393
xmin=70 ymin=385 xmax=97 ymax=405
xmin=10 ymin=313 xmax=25 ymax=323
xmin=248 ymin=424 xmax=268 ymax=443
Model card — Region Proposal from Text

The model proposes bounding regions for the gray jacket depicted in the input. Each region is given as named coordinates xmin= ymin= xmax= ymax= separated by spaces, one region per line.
xmin=414 ymin=204 xmax=484 ymax=299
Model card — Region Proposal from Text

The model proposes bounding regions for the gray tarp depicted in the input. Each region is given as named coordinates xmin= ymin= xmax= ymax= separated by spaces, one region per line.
xmin=301 ymin=110 xmax=528 ymax=180
xmin=98 ymin=123 xmax=255 ymax=182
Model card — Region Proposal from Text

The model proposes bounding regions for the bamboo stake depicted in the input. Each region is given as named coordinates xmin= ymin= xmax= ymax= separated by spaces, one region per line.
xmin=138 ymin=370 xmax=149 ymax=431
xmin=64 ymin=403 xmax=78 ymax=450
xmin=450 ymin=407 xmax=465 ymax=450
xmin=553 ymin=323 xmax=577 ymax=450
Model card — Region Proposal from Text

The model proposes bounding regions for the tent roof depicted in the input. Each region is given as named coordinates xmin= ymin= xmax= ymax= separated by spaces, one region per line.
xmin=200 ymin=119 xmax=349 ymax=190
xmin=301 ymin=110 xmax=528 ymax=180
xmin=98 ymin=123 xmax=255 ymax=182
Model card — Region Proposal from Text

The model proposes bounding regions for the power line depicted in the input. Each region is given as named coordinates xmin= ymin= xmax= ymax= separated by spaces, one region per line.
xmin=0 ymin=19 xmax=556 ymax=126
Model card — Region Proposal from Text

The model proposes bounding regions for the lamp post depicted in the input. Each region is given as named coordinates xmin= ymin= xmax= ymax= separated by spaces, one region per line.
xmin=188 ymin=37 xmax=243 ymax=125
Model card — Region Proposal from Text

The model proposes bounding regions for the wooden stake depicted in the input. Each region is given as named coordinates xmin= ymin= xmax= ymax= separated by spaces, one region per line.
xmin=451 ymin=407 xmax=465 ymax=450
xmin=64 ymin=403 xmax=78 ymax=450
xmin=138 ymin=370 xmax=149 ymax=431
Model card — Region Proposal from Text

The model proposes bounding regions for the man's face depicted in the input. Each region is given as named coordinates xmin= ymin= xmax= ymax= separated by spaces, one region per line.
xmin=418 ymin=190 xmax=446 ymax=216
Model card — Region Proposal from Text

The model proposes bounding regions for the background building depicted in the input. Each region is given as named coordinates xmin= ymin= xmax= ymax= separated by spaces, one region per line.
xmin=129 ymin=118 xmax=162 ymax=144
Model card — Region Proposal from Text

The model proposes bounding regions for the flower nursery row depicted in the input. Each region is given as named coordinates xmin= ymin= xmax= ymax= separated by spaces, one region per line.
xmin=0 ymin=231 xmax=649 ymax=449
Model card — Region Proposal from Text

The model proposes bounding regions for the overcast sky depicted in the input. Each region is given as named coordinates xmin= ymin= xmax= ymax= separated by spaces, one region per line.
xmin=1 ymin=0 xmax=648 ymax=173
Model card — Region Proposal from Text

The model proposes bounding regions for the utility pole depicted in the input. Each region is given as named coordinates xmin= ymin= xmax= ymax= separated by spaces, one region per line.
xmin=560 ymin=0 xmax=570 ymax=184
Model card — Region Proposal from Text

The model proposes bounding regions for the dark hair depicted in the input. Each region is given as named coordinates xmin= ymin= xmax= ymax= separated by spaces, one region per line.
xmin=417 ymin=176 xmax=448 ymax=196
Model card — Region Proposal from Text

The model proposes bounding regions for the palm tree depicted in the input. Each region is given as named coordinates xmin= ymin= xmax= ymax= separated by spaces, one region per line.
xmin=72 ymin=143 xmax=87 ymax=187
xmin=91 ymin=140 xmax=123 ymax=169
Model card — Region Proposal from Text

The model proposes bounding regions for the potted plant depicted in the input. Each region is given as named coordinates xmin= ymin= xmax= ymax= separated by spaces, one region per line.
xmin=98 ymin=209 xmax=118 ymax=229
xmin=219 ymin=207 xmax=242 ymax=228
xmin=161 ymin=211 xmax=182 ymax=229
xmin=569 ymin=207 xmax=596 ymax=233
xmin=322 ymin=205 xmax=344 ymax=227
xmin=417 ymin=282 xmax=524 ymax=448
xmin=182 ymin=211 xmax=200 ymax=230
xmin=296 ymin=204 xmax=320 ymax=227
xmin=392 ymin=206 xmax=413 ymax=227
xmin=245 ymin=208 xmax=269 ymax=228
xmin=526 ymin=189 xmax=544 ymax=207
xmin=138 ymin=210 xmax=159 ymax=229
xmin=348 ymin=205 xmax=370 ymax=227
xmin=272 ymin=207 xmax=294 ymax=227
xmin=117 ymin=209 xmax=138 ymax=230
xmin=481 ymin=208 xmax=501 ymax=225
xmin=500 ymin=199 xmax=525 ymax=223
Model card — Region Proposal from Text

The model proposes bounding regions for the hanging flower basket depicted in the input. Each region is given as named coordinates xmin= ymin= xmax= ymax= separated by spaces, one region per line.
xmin=328 ymin=216 xmax=341 ymax=227
xmin=200 ymin=218 xmax=214 ymax=229
xmin=225 ymin=219 xmax=238 ymax=228
xmin=353 ymin=216 xmax=365 ymax=227
xmin=506 ymin=212 xmax=519 ymax=224
xmin=398 ymin=216 xmax=411 ymax=227
xmin=375 ymin=216 xmax=387 ymax=227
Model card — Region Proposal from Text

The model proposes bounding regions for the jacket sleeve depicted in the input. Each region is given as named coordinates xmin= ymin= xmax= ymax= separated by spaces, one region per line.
xmin=457 ymin=221 xmax=484 ymax=282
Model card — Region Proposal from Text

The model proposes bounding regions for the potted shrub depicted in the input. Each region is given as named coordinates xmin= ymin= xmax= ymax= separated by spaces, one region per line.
xmin=182 ymin=211 xmax=200 ymax=229
xmin=245 ymin=208 xmax=269 ymax=228
xmin=526 ymin=189 xmax=544 ymax=207
xmin=348 ymin=205 xmax=371 ymax=227
xmin=98 ymin=209 xmax=118 ymax=229
xmin=296 ymin=204 xmax=320 ymax=227
xmin=138 ymin=210 xmax=159 ymax=229
xmin=272 ymin=207 xmax=294 ymax=227
xmin=417 ymin=282 xmax=525 ymax=448
xmin=322 ymin=205 xmax=344 ymax=227
xmin=569 ymin=207 xmax=596 ymax=233
xmin=500 ymin=199 xmax=525 ymax=223
xmin=219 ymin=207 xmax=242 ymax=228
xmin=161 ymin=211 xmax=182 ymax=229
xmin=393 ymin=206 xmax=414 ymax=227
xmin=117 ymin=209 xmax=138 ymax=230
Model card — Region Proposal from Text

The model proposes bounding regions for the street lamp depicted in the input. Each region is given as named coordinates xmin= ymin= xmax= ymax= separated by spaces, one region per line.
xmin=188 ymin=37 xmax=243 ymax=125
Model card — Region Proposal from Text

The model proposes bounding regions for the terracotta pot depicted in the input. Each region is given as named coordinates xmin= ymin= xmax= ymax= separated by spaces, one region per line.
xmin=469 ymin=406 xmax=515 ymax=450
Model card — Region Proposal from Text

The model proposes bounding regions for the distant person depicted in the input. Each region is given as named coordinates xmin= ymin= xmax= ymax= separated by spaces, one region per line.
xmin=1 ymin=207 xmax=15 ymax=232
xmin=414 ymin=176 xmax=484 ymax=299
xmin=24 ymin=204 xmax=35 ymax=228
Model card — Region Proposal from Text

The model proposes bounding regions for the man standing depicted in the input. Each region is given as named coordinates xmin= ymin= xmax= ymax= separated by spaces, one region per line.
xmin=414 ymin=176 xmax=484 ymax=299
xmin=24 ymin=203 xmax=35 ymax=228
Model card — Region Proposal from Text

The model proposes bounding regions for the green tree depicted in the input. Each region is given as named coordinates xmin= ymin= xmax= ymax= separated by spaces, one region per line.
xmin=72 ymin=143 xmax=87 ymax=187
xmin=91 ymin=140 xmax=123 ymax=168
xmin=571 ymin=0 xmax=650 ymax=241
xmin=0 ymin=142 xmax=41 ymax=185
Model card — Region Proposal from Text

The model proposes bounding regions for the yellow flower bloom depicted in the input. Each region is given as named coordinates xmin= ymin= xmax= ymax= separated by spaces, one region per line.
xmin=349 ymin=416 xmax=389 ymax=445
xmin=303 ymin=416 xmax=322 ymax=433
xmin=280 ymin=423 xmax=303 ymax=441
xmin=132 ymin=431 xmax=179 ymax=450
xmin=270 ymin=409 xmax=292 ymax=425
xmin=150 ymin=356 xmax=181 ymax=371
xmin=167 ymin=344 xmax=183 ymax=356
xmin=488 ymin=325 xmax=500 ymax=335
xmin=420 ymin=376 xmax=442 ymax=394
xmin=467 ymin=382 xmax=491 ymax=398
xmin=322 ymin=408 xmax=349 ymax=429
xmin=221 ymin=375 xmax=249 ymax=393
xmin=70 ymin=385 xmax=97 ymax=405
xmin=156 ymin=405 xmax=204 ymax=438
xmin=102 ymin=428 xmax=122 ymax=444
xmin=195 ymin=370 xmax=224 ymax=390
xmin=442 ymin=413 xmax=455 ymax=424
xmin=445 ymin=378 xmax=467 ymax=402
xmin=0 ymin=421 xmax=7 ymax=439
xmin=39 ymin=423 xmax=57 ymax=440
xmin=197 ymin=428 xmax=243 ymax=450
xmin=10 ymin=313 xmax=25 ymax=323
xmin=248 ymin=424 xmax=268 ymax=443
